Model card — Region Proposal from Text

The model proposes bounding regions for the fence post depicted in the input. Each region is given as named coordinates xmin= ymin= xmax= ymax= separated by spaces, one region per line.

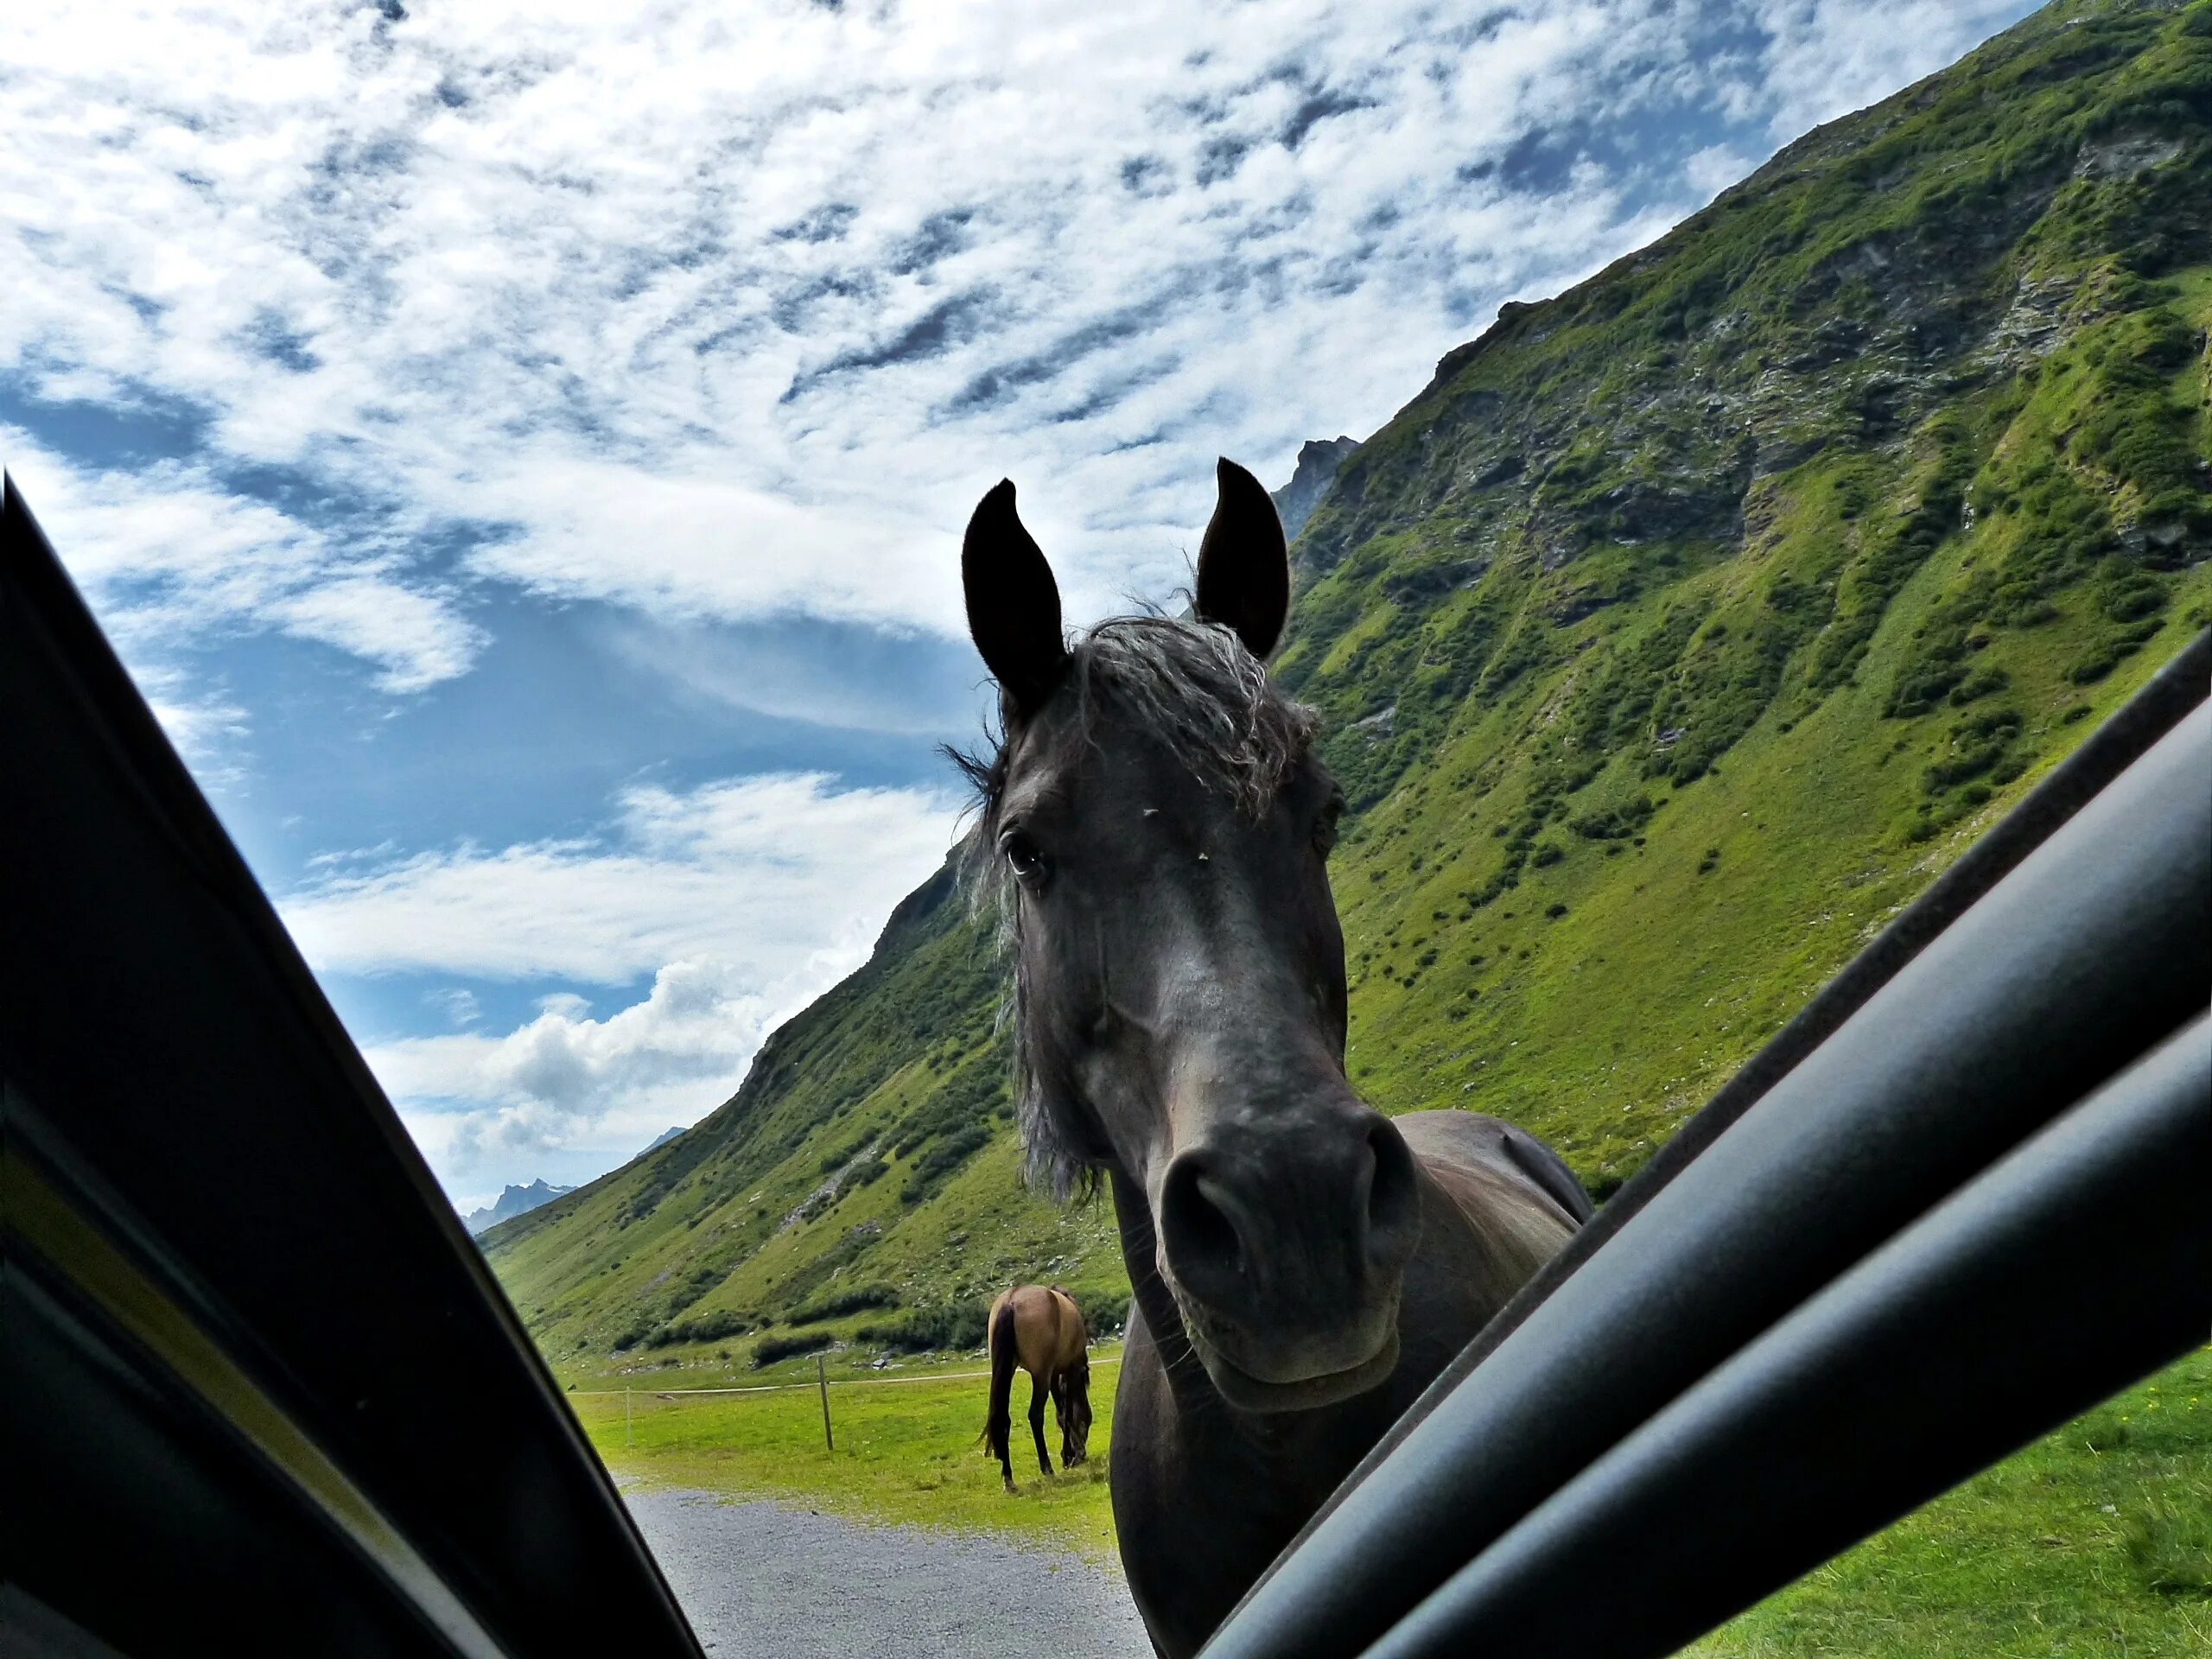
xmin=817 ymin=1353 xmax=834 ymax=1452
xmin=626 ymin=1385 xmax=632 ymax=1450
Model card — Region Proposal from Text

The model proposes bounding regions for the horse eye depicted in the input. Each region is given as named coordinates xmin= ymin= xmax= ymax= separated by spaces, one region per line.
xmin=1001 ymin=831 xmax=1047 ymax=887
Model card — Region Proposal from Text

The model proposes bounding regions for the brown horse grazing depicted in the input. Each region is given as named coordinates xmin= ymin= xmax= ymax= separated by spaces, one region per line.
xmin=953 ymin=461 xmax=1594 ymax=1657
xmin=982 ymin=1284 xmax=1093 ymax=1491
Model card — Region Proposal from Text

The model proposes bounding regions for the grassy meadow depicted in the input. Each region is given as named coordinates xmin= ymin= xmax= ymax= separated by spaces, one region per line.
xmin=567 ymin=1344 xmax=1124 ymax=1556
xmin=1695 ymin=1345 xmax=2212 ymax=1658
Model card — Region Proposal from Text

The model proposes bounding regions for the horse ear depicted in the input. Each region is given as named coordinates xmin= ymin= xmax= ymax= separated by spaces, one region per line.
xmin=1195 ymin=457 xmax=1289 ymax=661
xmin=963 ymin=480 xmax=1070 ymax=715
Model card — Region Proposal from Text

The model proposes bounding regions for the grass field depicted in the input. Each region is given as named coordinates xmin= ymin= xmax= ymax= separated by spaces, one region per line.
xmin=572 ymin=1343 xmax=2212 ymax=1655
xmin=1695 ymin=1346 xmax=2212 ymax=1659
xmin=568 ymin=1343 xmax=1125 ymax=1557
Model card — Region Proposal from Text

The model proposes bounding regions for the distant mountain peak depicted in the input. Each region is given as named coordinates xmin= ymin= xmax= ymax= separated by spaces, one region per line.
xmin=644 ymin=1126 xmax=687 ymax=1154
xmin=464 ymin=1178 xmax=575 ymax=1236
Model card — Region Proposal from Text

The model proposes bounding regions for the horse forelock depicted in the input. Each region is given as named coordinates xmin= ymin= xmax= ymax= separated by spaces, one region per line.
xmin=948 ymin=614 xmax=1316 ymax=833
xmin=944 ymin=614 xmax=1321 ymax=1204
xmin=1068 ymin=616 xmax=1318 ymax=817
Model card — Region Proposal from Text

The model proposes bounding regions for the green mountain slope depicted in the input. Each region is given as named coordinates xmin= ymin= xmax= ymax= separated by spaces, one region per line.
xmin=487 ymin=0 xmax=2211 ymax=1376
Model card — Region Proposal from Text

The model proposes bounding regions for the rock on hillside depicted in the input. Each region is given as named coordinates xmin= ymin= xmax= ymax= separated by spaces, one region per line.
xmin=486 ymin=0 xmax=2211 ymax=1371
xmin=1273 ymin=435 xmax=1363 ymax=538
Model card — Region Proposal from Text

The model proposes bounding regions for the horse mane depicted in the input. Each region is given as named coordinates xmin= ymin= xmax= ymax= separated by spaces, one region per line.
xmin=944 ymin=614 xmax=1320 ymax=1202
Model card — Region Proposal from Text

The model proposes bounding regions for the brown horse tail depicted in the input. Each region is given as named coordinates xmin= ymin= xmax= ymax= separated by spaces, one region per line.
xmin=981 ymin=1297 xmax=1020 ymax=1468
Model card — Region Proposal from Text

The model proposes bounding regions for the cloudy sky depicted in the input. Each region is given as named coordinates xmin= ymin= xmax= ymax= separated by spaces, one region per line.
xmin=6 ymin=0 xmax=2037 ymax=1212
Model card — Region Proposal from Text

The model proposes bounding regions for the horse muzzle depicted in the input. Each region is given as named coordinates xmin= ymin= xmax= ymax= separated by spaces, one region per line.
xmin=1180 ymin=1294 xmax=1405 ymax=1413
xmin=1154 ymin=1101 xmax=1421 ymax=1413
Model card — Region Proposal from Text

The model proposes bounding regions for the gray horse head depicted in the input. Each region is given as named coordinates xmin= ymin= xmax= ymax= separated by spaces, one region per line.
xmin=956 ymin=460 xmax=1421 ymax=1412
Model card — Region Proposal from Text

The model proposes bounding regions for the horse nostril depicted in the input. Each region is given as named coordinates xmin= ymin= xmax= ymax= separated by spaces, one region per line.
xmin=1363 ymin=1117 xmax=1421 ymax=1274
xmin=1160 ymin=1154 xmax=1249 ymax=1309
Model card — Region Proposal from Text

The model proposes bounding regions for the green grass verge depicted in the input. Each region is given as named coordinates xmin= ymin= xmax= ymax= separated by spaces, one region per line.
xmin=1697 ymin=1345 xmax=2212 ymax=1657
xmin=567 ymin=1344 xmax=1123 ymax=1559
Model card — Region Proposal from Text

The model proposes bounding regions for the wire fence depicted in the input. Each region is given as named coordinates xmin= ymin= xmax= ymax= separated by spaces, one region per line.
xmin=571 ymin=1354 xmax=1122 ymax=1399
xmin=569 ymin=1353 xmax=1125 ymax=1454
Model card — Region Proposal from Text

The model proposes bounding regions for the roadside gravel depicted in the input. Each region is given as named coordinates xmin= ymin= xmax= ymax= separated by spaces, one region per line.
xmin=623 ymin=1486 xmax=1154 ymax=1658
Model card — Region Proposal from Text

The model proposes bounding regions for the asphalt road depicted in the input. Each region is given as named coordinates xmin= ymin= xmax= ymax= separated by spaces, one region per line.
xmin=623 ymin=1487 xmax=1155 ymax=1658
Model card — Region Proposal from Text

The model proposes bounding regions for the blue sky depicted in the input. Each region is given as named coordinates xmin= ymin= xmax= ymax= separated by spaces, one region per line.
xmin=4 ymin=0 xmax=2038 ymax=1212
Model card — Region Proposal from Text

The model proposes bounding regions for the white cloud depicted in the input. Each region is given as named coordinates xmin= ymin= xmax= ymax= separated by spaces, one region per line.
xmin=130 ymin=664 xmax=254 ymax=790
xmin=270 ymin=575 xmax=479 ymax=693
xmin=456 ymin=458 xmax=957 ymax=638
xmin=4 ymin=427 xmax=481 ymax=691
xmin=1682 ymin=143 xmax=1759 ymax=203
xmin=595 ymin=613 xmax=984 ymax=736
xmin=284 ymin=769 xmax=963 ymax=1195
xmin=1749 ymin=2 xmax=2037 ymax=143
xmin=283 ymin=770 xmax=960 ymax=982
xmin=5 ymin=1 xmax=2037 ymax=670
xmin=378 ymin=958 xmax=784 ymax=1192
xmin=426 ymin=985 xmax=481 ymax=1028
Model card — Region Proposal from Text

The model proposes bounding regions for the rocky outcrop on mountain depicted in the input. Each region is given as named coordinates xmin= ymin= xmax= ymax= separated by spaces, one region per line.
xmin=1272 ymin=435 xmax=1363 ymax=538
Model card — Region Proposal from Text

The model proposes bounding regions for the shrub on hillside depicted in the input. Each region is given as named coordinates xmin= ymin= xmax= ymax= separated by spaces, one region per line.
xmin=645 ymin=1308 xmax=757 ymax=1349
xmin=1077 ymin=1287 xmax=1132 ymax=1337
xmin=752 ymin=1331 xmax=836 ymax=1369
xmin=785 ymin=1283 xmax=900 ymax=1325
xmin=855 ymin=1298 xmax=991 ymax=1354
xmin=1922 ymin=707 xmax=2024 ymax=793
xmin=1570 ymin=797 xmax=1656 ymax=841
xmin=899 ymin=1124 xmax=991 ymax=1205
xmin=889 ymin=1058 xmax=1010 ymax=1158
